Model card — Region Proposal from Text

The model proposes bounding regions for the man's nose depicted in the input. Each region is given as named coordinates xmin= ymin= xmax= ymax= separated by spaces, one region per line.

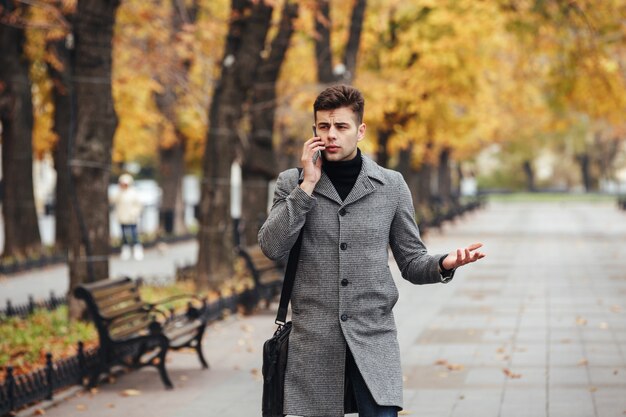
xmin=327 ymin=125 xmax=338 ymax=140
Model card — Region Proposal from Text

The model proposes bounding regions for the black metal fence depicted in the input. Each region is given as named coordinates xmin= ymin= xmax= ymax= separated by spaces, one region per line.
xmin=0 ymin=342 xmax=99 ymax=417
xmin=0 ymin=292 xmax=66 ymax=322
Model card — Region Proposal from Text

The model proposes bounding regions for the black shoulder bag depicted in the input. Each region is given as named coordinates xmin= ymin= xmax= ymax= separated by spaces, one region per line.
xmin=261 ymin=228 xmax=303 ymax=417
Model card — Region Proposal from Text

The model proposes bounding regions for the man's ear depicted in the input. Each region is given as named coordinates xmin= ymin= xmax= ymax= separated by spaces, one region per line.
xmin=357 ymin=123 xmax=366 ymax=141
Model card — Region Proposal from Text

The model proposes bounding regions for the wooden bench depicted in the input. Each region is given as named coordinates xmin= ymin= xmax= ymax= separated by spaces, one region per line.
xmin=236 ymin=245 xmax=285 ymax=310
xmin=74 ymin=277 xmax=209 ymax=389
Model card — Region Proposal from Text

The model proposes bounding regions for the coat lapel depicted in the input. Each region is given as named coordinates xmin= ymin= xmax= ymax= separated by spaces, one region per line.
xmin=341 ymin=155 xmax=386 ymax=207
xmin=312 ymin=154 xmax=386 ymax=207
xmin=313 ymin=171 xmax=343 ymax=205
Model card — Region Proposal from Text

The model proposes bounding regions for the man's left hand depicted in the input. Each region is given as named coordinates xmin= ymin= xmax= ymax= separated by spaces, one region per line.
xmin=441 ymin=242 xmax=486 ymax=270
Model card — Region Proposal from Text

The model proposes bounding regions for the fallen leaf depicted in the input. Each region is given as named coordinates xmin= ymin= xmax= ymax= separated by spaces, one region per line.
xmin=599 ymin=322 xmax=609 ymax=330
xmin=496 ymin=347 xmax=506 ymax=354
xmin=179 ymin=375 xmax=188 ymax=381
xmin=89 ymin=388 xmax=98 ymax=394
xmin=107 ymin=404 xmax=115 ymax=409
xmin=576 ymin=317 xmax=587 ymax=326
xmin=610 ymin=305 xmax=622 ymax=313
xmin=398 ymin=411 xmax=412 ymax=415
xmin=503 ymin=368 xmax=522 ymax=379
xmin=446 ymin=363 xmax=465 ymax=371
xmin=120 ymin=389 xmax=141 ymax=397
xmin=241 ymin=324 xmax=254 ymax=333
xmin=76 ymin=404 xmax=87 ymax=411
xmin=434 ymin=359 xmax=448 ymax=366
xmin=589 ymin=386 xmax=598 ymax=392
xmin=578 ymin=358 xmax=588 ymax=366
xmin=34 ymin=409 xmax=45 ymax=415
xmin=250 ymin=368 xmax=260 ymax=376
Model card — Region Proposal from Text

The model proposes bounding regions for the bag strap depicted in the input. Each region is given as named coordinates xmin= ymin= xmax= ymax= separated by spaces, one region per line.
xmin=275 ymin=168 xmax=305 ymax=325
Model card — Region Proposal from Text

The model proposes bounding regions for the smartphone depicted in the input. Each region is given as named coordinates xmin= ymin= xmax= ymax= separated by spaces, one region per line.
xmin=312 ymin=126 xmax=321 ymax=164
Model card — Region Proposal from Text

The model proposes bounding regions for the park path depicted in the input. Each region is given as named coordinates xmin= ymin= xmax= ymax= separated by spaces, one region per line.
xmin=14 ymin=200 xmax=626 ymax=417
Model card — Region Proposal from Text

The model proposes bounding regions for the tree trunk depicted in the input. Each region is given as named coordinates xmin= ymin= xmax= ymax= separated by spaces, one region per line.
xmin=314 ymin=0 xmax=335 ymax=83
xmin=0 ymin=8 xmax=42 ymax=259
xmin=416 ymin=162 xmax=432 ymax=207
xmin=342 ymin=0 xmax=366 ymax=84
xmin=159 ymin=140 xmax=186 ymax=235
xmin=48 ymin=37 xmax=73 ymax=253
xmin=196 ymin=0 xmax=272 ymax=289
xmin=376 ymin=130 xmax=390 ymax=168
xmin=155 ymin=0 xmax=199 ymax=236
xmin=242 ymin=1 xmax=298 ymax=246
xmin=575 ymin=153 xmax=592 ymax=192
xmin=314 ymin=0 xmax=367 ymax=84
xmin=437 ymin=148 xmax=452 ymax=204
xmin=522 ymin=159 xmax=536 ymax=192
xmin=67 ymin=0 xmax=121 ymax=320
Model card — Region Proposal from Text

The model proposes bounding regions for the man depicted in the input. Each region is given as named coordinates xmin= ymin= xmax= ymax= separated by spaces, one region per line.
xmin=258 ymin=85 xmax=485 ymax=417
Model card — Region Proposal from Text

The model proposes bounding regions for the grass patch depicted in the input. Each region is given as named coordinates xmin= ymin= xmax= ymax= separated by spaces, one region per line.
xmin=0 ymin=306 xmax=98 ymax=380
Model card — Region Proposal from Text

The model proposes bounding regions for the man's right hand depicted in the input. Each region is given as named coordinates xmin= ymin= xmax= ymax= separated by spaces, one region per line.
xmin=300 ymin=136 xmax=325 ymax=195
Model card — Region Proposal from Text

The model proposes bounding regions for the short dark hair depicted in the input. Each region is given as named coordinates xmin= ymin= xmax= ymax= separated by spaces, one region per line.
xmin=313 ymin=85 xmax=364 ymax=124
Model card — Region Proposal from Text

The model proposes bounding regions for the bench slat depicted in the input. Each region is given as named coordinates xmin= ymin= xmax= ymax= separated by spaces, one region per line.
xmin=92 ymin=281 xmax=137 ymax=300
xmin=100 ymin=301 xmax=145 ymax=319
xmin=97 ymin=290 xmax=141 ymax=310
xmin=110 ymin=311 xmax=150 ymax=330
xmin=110 ymin=322 xmax=150 ymax=340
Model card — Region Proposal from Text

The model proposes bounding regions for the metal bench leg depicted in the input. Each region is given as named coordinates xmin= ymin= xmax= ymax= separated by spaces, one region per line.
xmin=155 ymin=342 xmax=174 ymax=389
xmin=194 ymin=328 xmax=209 ymax=369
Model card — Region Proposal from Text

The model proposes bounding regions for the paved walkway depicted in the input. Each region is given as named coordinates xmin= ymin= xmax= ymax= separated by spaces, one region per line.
xmin=0 ymin=241 xmax=198 ymax=306
xmin=13 ymin=201 xmax=626 ymax=417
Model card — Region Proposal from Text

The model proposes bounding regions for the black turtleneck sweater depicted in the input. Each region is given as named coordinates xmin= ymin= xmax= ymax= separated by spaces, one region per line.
xmin=322 ymin=148 xmax=363 ymax=201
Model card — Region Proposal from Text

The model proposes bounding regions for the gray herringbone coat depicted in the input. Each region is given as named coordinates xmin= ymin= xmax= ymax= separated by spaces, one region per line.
xmin=259 ymin=155 xmax=447 ymax=417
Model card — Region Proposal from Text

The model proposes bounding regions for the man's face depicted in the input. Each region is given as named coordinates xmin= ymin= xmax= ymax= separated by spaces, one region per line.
xmin=314 ymin=106 xmax=366 ymax=162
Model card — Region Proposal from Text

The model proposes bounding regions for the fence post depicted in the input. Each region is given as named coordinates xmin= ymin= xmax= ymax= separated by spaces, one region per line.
xmin=6 ymin=366 xmax=15 ymax=412
xmin=28 ymin=295 xmax=35 ymax=315
xmin=77 ymin=341 xmax=86 ymax=385
xmin=6 ymin=300 xmax=13 ymax=317
xmin=45 ymin=353 xmax=54 ymax=400
xmin=50 ymin=291 xmax=58 ymax=309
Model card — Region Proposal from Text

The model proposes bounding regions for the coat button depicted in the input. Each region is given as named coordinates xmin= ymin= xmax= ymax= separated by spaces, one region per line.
xmin=339 ymin=208 xmax=347 ymax=216
xmin=341 ymin=278 xmax=349 ymax=286
xmin=341 ymin=314 xmax=348 ymax=322
xmin=340 ymin=243 xmax=348 ymax=250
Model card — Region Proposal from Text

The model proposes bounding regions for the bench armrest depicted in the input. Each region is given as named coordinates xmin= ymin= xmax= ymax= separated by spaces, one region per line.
xmin=147 ymin=293 xmax=204 ymax=309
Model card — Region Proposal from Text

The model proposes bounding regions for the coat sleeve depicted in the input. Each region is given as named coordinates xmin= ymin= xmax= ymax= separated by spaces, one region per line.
xmin=388 ymin=172 xmax=448 ymax=285
xmin=258 ymin=169 xmax=317 ymax=261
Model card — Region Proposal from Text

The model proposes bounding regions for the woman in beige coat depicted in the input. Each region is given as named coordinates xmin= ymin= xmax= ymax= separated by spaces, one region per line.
xmin=259 ymin=86 xmax=485 ymax=417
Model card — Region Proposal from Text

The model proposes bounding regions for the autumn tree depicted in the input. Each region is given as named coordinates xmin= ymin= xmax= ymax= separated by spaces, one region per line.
xmin=67 ymin=0 xmax=121 ymax=319
xmin=196 ymin=0 xmax=274 ymax=289
xmin=241 ymin=1 xmax=299 ymax=246
xmin=0 ymin=1 xmax=42 ymax=260
xmin=153 ymin=0 xmax=199 ymax=236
